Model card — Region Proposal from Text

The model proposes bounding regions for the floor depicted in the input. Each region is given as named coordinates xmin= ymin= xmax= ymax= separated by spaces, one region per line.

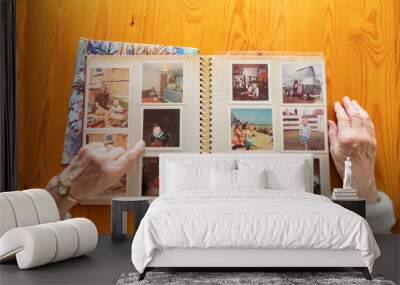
xmin=0 ymin=236 xmax=134 ymax=285
xmin=0 ymin=235 xmax=398 ymax=285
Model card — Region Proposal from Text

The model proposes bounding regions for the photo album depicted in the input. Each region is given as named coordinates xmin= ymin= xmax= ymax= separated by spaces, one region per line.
xmin=62 ymin=40 xmax=330 ymax=204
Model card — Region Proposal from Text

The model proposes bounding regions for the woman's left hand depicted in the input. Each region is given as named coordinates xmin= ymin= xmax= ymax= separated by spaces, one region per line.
xmin=328 ymin=96 xmax=378 ymax=203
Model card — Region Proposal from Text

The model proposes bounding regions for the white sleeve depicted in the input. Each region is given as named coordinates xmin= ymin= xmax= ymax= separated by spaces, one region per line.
xmin=366 ymin=191 xmax=396 ymax=234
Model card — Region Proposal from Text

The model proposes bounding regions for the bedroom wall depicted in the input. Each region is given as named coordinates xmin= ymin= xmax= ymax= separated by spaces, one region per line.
xmin=16 ymin=0 xmax=400 ymax=233
xmin=143 ymin=69 xmax=162 ymax=95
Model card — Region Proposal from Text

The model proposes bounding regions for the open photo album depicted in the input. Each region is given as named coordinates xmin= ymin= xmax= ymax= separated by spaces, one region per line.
xmin=75 ymin=52 xmax=330 ymax=204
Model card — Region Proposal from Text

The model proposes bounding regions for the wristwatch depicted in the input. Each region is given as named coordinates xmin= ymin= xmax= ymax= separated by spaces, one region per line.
xmin=56 ymin=175 xmax=70 ymax=196
xmin=49 ymin=175 xmax=78 ymax=204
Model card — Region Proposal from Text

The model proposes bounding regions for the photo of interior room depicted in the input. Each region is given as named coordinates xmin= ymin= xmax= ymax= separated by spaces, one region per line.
xmin=142 ymin=63 xmax=183 ymax=103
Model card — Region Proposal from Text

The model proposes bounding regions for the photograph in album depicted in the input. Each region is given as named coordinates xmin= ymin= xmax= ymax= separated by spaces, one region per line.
xmin=232 ymin=63 xmax=269 ymax=102
xmin=85 ymin=132 xmax=128 ymax=196
xmin=282 ymin=107 xmax=326 ymax=151
xmin=230 ymin=108 xmax=273 ymax=151
xmin=313 ymin=158 xmax=321 ymax=195
xmin=86 ymin=68 xmax=130 ymax=128
xmin=281 ymin=62 xmax=324 ymax=104
xmin=141 ymin=157 xmax=160 ymax=197
xmin=142 ymin=62 xmax=183 ymax=103
xmin=142 ymin=108 xmax=181 ymax=148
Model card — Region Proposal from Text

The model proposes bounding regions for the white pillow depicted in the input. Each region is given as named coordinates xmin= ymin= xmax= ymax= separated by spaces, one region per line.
xmin=211 ymin=169 xmax=267 ymax=190
xmin=238 ymin=158 xmax=308 ymax=191
xmin=236 ymin=169 xmax=267 ymax=189
xmin=167 ymin=163 xmax=209 ymax=191
xmin=266 ymin=167 xmax=306 ymax=191
xmin=211 ymin=168 xmax=237 ymax=190
xmin=166 ymin=159 xmax=235 ymax=192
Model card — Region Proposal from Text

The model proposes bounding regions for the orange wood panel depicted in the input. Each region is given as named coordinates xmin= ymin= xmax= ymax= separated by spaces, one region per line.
xmin=16 ymin=0 xmax=400 ymax=233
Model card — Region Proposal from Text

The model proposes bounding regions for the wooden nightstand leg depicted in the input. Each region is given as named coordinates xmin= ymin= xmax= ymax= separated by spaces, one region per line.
xmin=134 ymin=202 xmax=149 ymax=234
xmin=111 ymin=202 xmax=123 ymax=242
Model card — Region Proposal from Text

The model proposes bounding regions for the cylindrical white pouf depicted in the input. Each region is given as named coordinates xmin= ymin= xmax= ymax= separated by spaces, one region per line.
xmin=24 ymin=189 xmax=60 ymax=224
xmin=0 ymin=226 xmax=57 ymax=269
xmin=0 ymin=196 xmax=17 ymax=237
xmin=0 ymin=192 xmax=39 ymax=227
xmin=65 ymin=218 xmax=98 ymax=257
xmin=42 ymin=221 xmax=79 ymax=262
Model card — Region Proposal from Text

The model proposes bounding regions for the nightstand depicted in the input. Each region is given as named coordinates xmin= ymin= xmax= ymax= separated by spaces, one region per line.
xmin=332 ymin=198 xmax=366 ymax=218
xmin=111 ymin=197 xmax=150 ymax=242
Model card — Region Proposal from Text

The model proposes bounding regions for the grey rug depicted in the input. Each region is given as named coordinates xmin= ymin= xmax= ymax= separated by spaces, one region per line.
xmin=117 ymin=272 xmax=396 ymax=285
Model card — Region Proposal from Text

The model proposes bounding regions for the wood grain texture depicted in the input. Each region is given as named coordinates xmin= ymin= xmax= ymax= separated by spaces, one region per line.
xmin=16 ymin=0 xmax=399 ymax=233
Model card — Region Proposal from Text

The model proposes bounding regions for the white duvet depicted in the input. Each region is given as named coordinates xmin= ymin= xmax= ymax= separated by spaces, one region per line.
xmin=131 ymin=190 xmax=380 ymax=272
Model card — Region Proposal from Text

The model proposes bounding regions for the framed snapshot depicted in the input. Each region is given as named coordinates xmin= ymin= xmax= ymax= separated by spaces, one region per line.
xmin=230 ymin=107 xmax=274 ymax=151
xmin=141 ymin=62 xmax=184 ymax=104
xmin=85 ymin=67 xmax=130 ymax=128
xmin=281 ymin=62 xmax=325 ymax=104
xmin=141 ymin=156 xmax=160 ymax=197
xmin=231 ymin=62 xmax=270 ymax=103
xmin=281 ymin=107 xmax=327 ymax=152
xmin=141 ymin=106 xmax=182 ymax=150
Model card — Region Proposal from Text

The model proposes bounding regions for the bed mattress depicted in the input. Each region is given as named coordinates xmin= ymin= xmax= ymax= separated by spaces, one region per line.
xmin=131 ymin=190 xmax=380 ymax=273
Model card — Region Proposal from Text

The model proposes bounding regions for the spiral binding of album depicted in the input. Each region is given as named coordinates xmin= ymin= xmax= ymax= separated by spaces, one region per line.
xmin=199 ymin=56 xmax=213 ymax=153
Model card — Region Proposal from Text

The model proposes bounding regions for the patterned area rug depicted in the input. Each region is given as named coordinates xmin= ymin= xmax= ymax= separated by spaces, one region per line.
xmin=117 ymin=271 xmax=395 ymax=285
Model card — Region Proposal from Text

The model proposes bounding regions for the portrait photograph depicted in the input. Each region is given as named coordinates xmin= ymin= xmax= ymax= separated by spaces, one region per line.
xmin=230 ymin=108 xmax=274 ymax=151
xmin=86 ymin=67 xmax=130 ymax=128
xmin=231 ymin=63 xmax=269 ymax=102
xmin=282 ymin=107 xmax=326 ymax=151
xmin=142 ymin=62 xmax=183 ymax=104
xmin=141 ymin=156 xmax=160 ymax=197
xmin=142 ymin=108 xmax=181 ymax=148
xmin=281 ymin=62 xmax=325 ymax=104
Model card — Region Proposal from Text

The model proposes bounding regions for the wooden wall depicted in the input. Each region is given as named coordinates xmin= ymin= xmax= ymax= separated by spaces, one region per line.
xmin=16 ymin=0 xmax=400 ymax=233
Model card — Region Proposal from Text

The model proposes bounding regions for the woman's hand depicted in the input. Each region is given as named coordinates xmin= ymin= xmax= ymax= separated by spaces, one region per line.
xmin=328 ymin=96 xmax=378 ymax=203
xmin=66 ymin=140 xmax=145 ymax=200
xmin=47 ymin=140 xmax=145 ymax=218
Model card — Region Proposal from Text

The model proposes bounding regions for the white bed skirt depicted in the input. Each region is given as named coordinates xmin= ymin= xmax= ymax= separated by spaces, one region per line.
xmin=148 ymin=248 xmax=366 ymax=268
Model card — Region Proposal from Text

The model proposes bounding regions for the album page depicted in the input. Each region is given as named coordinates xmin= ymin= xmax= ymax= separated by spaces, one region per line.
xmin=210 ymin=54 xmax=331 ymax=196
xmin=81 ymin=55 xmax=201 ymax=204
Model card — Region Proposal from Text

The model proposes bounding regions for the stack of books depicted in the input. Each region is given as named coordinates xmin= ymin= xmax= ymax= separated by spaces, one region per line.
xmin=332 ymin=188 xmax=359 ymax=200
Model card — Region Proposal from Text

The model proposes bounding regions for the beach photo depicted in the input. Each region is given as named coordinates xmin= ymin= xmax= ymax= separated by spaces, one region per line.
xmin=232 ymin=63 xmax=269 ymax=102
xmin=281 ymin=62 xmax=324 ymax=104
xmin=282 ymin=107 xmax=326 ymax=151
xmin=142 ymin=108 xmax=181 ymax=148
xmin=142 ymin=62 xmax=183 ymax=103
xmin=86 ymin=67 xmax=130 ymax=128
xmin=141 ymin=157 xmax=160 ymax=196
xmin=230 ymin=108 xmax=274 ymax=151
xmin=85 ymin=132 xmax=128 ymax=195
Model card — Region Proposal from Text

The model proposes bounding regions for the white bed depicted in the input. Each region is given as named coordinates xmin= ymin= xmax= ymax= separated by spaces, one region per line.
xmin=131 ymin=154 xmax=380 ymax=280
